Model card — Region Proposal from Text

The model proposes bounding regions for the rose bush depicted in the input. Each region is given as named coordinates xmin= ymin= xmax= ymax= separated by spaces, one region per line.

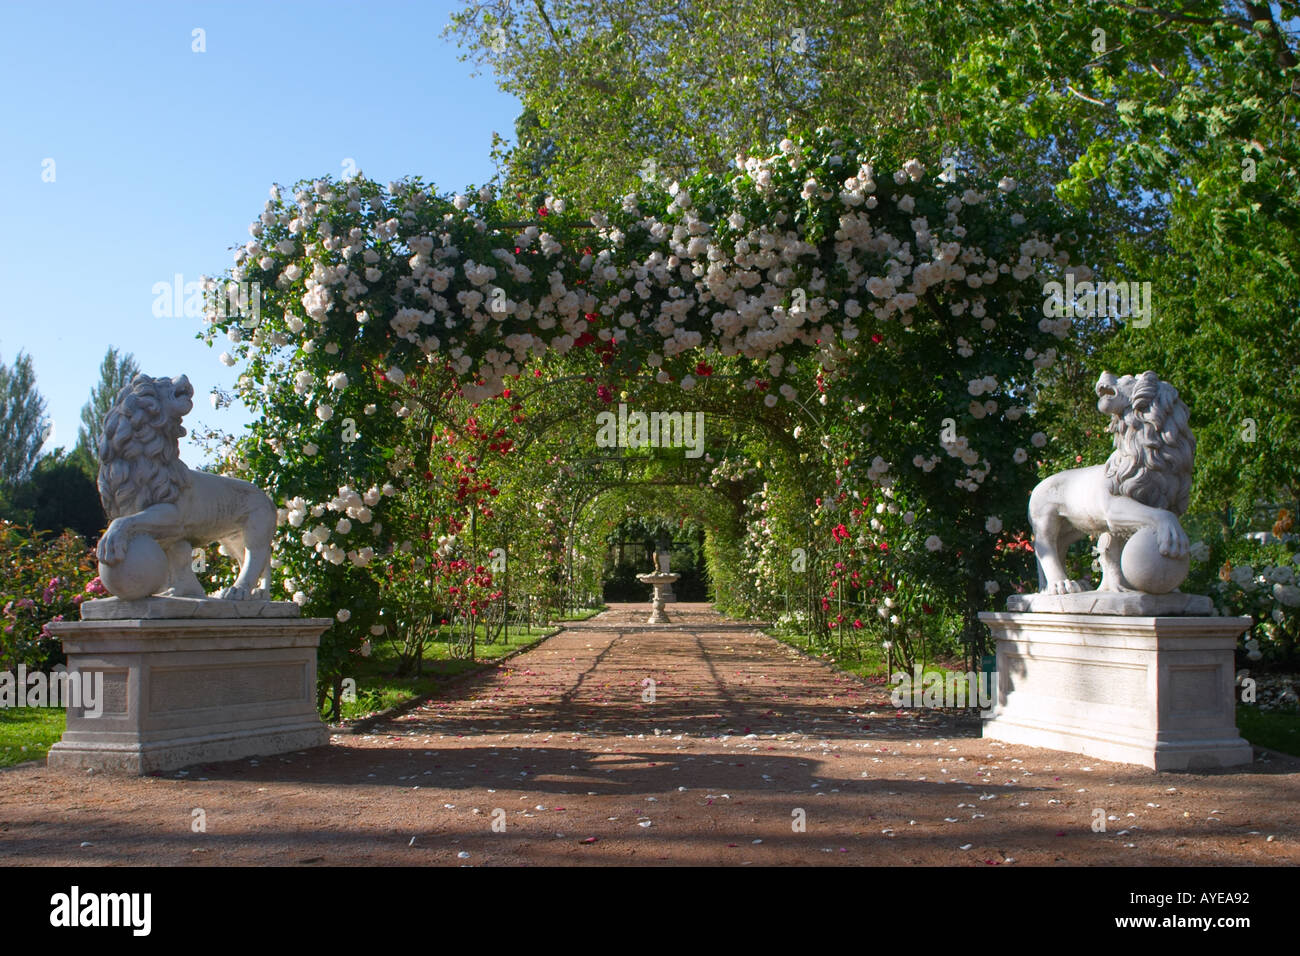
xmin=0 ymin=522 xmax=98 ymax=672
xmin=201 ymin=128 xmax=1090 ymax=702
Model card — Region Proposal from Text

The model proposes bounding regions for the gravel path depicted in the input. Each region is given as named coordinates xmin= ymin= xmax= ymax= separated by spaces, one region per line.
xmin=1 ymin=603 xmax=1296 ymax=866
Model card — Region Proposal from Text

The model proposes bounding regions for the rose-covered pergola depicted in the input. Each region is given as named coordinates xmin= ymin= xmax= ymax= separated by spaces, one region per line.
xmin=201 ymin=127 xmax=1089 ymax=713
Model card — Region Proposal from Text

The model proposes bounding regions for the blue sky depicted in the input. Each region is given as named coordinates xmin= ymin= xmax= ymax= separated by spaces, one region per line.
xmin=0 ymin=0 xmax=518 ymax=461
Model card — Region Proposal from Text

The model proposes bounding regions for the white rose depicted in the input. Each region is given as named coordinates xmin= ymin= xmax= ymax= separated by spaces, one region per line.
xmin=336 ymin=608 xmax=352 ymax=622
xmin=985 ymin=516 xmax=1003 ymax=534
xmin=1273 ymin=584 xmax=1300 ymax=608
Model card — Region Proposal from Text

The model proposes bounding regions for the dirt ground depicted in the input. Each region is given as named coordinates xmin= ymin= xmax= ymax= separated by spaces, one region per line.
xmin=1 ymin=603 xmax=1296 ymax=866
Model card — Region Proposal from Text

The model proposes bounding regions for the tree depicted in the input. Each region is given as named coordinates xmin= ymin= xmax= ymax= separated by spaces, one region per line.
xmin=8 ymin=449 xmax=105 ymax=541
xmin=0 ymin=351 xmax=50 ymax=490
xmin=445 ymin=0 xmax=957 ymax=212
xmin=76 ymin=347 xmax=140 ymax=468
xmin=915 ymin=0 xmax=1300 ymax=514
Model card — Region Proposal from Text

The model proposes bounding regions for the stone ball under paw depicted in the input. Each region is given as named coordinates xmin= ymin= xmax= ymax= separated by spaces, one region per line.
xmin=1121 ymin=527 xmax=1190 ymax=594
xmin=98 ymin=534 xmax=169 ymax=601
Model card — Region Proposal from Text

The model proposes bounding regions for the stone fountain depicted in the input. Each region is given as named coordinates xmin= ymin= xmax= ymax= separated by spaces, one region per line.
xmin=635 ymin=551 xmax=680 ymax=624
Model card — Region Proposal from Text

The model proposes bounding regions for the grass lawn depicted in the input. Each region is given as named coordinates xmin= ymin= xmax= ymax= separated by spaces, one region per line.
xmin=335 ymin=607 xmax=604 ymax=721
xmin=1235 ymin=704 xmax=1300 ymax=758
xmin=768 ymin=628 xmax=888 ymax=682
xmin=765 ymin=628 xmax=974 ymax=689
xmin=0 ymin=707 xmax=65 ymax=767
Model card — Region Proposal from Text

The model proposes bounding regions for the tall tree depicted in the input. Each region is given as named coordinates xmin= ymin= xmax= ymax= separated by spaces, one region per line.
xmin=0 ymin=351 xmax=50 ymax=490
xmin=445 ymin=0 xmax=958 ymax=213
xmin=76 ymin=346 xmax=140 ymax=467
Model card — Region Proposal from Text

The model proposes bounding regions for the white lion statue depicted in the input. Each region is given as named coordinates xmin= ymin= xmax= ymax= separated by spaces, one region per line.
xmin=1028 ymin=370 xmax=1195 ymax=595
xmin=95 ymin=373 xmax=277 ymax=601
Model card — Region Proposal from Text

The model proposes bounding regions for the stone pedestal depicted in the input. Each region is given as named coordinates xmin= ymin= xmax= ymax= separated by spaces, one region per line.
xmin=978 ymin=612 xmax=1254 ymax=771
xmin=46 ymin=612 xmax=332 ymax=774
xmin=635 ymin=573 xmax=680 ymax=625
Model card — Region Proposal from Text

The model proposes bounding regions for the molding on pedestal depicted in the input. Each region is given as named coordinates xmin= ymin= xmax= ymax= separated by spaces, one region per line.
xmin=81 ymin=596 xmax=302 ymax=621
xmin=1005 ymin=591 xmax=1213 ymax=615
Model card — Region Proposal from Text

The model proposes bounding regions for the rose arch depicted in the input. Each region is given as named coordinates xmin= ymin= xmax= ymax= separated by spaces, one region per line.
xmin=200 ymin=127 xmax=1088 ymax=715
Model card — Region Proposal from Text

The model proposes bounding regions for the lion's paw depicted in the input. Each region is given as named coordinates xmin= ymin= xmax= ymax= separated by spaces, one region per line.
xmin=249 ymin=588 xmax=268 ymax=601
xmin=1046 ymin=579 xmax=1084 ymax=595
xmin=1156 ymin=519 xmax=1190 ymax=558
xmin=218 ymin=585 xmax=250 ymax=601
xmin=98 ymin=528 xmax=128 ymax=565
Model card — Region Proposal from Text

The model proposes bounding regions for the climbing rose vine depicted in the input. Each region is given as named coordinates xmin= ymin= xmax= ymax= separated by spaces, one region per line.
xmin=202 ymin=127 xmax=1088 ymax=684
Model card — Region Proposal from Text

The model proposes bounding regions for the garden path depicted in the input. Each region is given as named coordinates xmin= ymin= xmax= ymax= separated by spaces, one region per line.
xmin=1 ymin=603 xmax=1296 ymax=866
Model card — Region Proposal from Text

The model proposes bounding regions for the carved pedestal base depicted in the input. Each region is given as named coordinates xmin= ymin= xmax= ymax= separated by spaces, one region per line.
xmin=46 ymin=615 xmax=331 ymax=774
xmin=647 ymin=592 xmax=671 ymax=625
xmin=978 ymin=612 xmax=1254 ymax=771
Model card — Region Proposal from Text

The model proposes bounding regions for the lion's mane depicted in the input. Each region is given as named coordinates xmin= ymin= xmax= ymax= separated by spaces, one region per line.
xmin=98 ymin=375 xmax=192 ymax=520
xmin=1102 ymin=371 xmax=1196 ymax=515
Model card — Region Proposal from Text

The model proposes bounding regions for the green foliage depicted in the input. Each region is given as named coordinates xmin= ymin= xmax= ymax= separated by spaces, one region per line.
xmin=0 ymin=522 xmax=100 ymax=672
xmin=922 ymin=0 xmax=1300 ymax=511
xmin=446 ymin=0 xmax=951 ymax=213
xmin=0 ymin=707 xmax=65 ymax=767
xmin=0 ymin=351 xmax=50 ymax=491
xmin=1180 ymin=507 xmax=1300 ymax=666
xmin=5 ymin=449 xmax=104 ymax=541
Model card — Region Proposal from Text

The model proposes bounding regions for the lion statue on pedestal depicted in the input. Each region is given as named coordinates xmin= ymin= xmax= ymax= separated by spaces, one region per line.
xmin=95 ymin=373 xmax=277 ymax=601
xmin=1028 ymin=370 xmax=1196 ymax=595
